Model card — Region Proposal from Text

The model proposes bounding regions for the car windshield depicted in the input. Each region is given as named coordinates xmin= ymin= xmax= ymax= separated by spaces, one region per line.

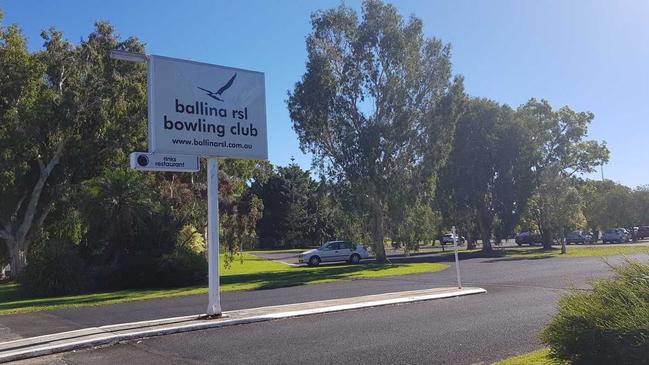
xmin=604 ymin=229 xmax=616 ymax=234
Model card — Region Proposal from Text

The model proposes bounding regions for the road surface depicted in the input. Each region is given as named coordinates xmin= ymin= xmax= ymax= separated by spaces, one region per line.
xmin=9 ymin=252 xmax=648 ymax=364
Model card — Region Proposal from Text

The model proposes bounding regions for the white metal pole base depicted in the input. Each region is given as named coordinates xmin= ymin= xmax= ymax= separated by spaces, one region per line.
xmin=207 ymin=158 xmax=222 ymax=316
xmin=452 ymin=226 xmax=462 ymax=289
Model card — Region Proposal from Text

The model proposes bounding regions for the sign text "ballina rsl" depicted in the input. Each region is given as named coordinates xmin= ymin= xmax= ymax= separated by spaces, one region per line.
xmin=148 ymin=55 xmax=267 ymax=160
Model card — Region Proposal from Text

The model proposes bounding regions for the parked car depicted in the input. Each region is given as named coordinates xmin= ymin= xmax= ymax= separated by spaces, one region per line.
xmin=602 ymin=228 xmax=630 ymax=244
xmin=515 ymin=231 xmax=541 ymax=246
xmin=637 ymin=226 xmax=649 ymax=240
xmin=565 ymin=231 xmax=594 ymax=244
xmin=298 ymin=241 xmax=369 ymax=266
xmin=440 ymin=233 xmax=465 ymax=245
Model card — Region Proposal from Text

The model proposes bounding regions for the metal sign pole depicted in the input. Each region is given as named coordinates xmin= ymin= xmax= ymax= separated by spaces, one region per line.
xmin=452 ymin=226 xmax=462 ymax=289
xmin=207 ymin=157 xmax=221 ymax=316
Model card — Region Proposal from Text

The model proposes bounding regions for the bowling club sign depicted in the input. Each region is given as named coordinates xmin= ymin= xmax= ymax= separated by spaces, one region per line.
xmin=131 ymin=55 xmax=267 ymax=171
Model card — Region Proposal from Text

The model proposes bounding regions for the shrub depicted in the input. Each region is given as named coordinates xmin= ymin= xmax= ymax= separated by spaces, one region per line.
xmin=541 ymin=260 xmax=649 ymax=365
xmin=154 ymin=249 xmax=207 ymax=288
xmin=20 ymin=239 xmax=88 ymax=296
xmin=176 ymin=225 xmax=206 ymax=254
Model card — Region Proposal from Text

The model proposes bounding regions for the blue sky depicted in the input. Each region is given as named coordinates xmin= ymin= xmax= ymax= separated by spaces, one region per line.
xmin=2 ymin=0 xmax=648 ymax=187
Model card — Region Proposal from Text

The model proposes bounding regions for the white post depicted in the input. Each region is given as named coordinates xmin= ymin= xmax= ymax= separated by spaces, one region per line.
xmin=452 ymin=226 xmax=462 ymax=289
xmin=207 ymin=158 xmax=222 ymax=316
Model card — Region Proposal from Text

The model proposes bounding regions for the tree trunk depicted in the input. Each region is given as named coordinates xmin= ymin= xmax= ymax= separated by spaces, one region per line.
xmin=477 ymin=210 xmax=493 ymax=253
xmin=541 ymin=229 xmax=553 ymax=250
xmin=466 ymin=231 xmax=476 ymax=250
xmin=0 ymin=140 xmax=65 ymax=278
xmin=9 ymin=244 xmax=25 ymax=280
xmin=372 ymin=203 xmax=386 ymax=263
xmin=480 ymin=231 xmax=492 ymax=252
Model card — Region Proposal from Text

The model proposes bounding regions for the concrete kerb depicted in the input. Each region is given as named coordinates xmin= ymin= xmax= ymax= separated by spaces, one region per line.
xmin=0 ymin=287 xmax=486 ymax=363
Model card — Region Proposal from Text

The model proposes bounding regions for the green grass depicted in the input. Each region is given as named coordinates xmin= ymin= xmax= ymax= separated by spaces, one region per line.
xmin=561 ymin=245 xmax=649 ymax=257
xmin=495 ymin=349 xmax=564 ymax=365
xmin=446 ymin=246 xmax=649 ymax=261
xmin=246 ymin=248 xmax=315 ymax=254
xmin=0 ymin=253 xmax=447 ymax=315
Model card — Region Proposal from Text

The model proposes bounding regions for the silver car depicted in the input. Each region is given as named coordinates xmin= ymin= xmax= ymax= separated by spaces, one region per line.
xmin=298 ymin=241 xmax=369 ymax=266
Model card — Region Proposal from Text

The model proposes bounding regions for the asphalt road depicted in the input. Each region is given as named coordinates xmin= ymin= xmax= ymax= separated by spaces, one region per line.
xmin=255 ymin=240 xmax=649 ymax=265
xmin=11 ymin=253 xmax=649 ymax=365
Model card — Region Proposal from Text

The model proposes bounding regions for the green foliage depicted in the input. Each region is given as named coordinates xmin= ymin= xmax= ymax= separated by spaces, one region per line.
xmin=0 ymin=18 xmax=148 ymax=276
xmin=516 ymin=99 xmax=609 ymax=247
xmin=76 ymin=168 xmax=185 ymax=289
xmin=287 ymin=0 xmax=463 ymax=261
xmin=437 ymin=98 xmax=536 ymax=251
xmin=391 ymin=201 xmax=439 ymax=252
xmin=19 ymin=238 xmax=88 ymax=296
xmin=156 ymin=227 xmax=207 ymax=288
xmin=494 ymin=349 xmax=561 ymax=365
xmin=79 ymin=168 xmax=166 ymax=263
xmin=580 ymin=180 xmax=646 ymax=230
xmin=252 ymin=163 xmax=339 ymax=248
xmin=176 ymin=225 xmax=205 ymax=254
xmin=541 ymin=260 xmax=649 ymax=365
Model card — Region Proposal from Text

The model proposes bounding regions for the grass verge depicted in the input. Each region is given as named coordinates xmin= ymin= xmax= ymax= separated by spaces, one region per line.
xmin=246 ymin=248 xmax=315 ymax=254
xmin=495 ymin=349 xmax=565 ymax=365
xmin=0 ymin=253 xmax=447 ymax=315
xmin=446 ymin=245 xmax=649 ymax=261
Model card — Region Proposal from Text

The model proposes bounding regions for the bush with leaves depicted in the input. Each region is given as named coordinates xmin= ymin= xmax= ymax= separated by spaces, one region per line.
xmin=541 ymin=260 xmax=649 ymax=365
xmin=78 ymin=168 xmax=182 ymax=289
xmin=20 ymin=238 xmax=88 ymax=296
xmin=151 ymin=224 xmax=207 ymax=288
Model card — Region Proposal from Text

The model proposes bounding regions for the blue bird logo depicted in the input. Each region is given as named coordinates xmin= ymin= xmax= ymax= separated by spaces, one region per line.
xmin=198 ymin=73 xmax=237 ymax=102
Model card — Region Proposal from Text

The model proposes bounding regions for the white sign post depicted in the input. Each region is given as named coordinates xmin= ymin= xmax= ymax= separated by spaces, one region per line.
xmin=206 ymin=158 xmax=221 ymax=316
xmin=452 ymin=226 xmax=462 ymax=289
xmin=114 ymin=51 xmax=267 ymax=317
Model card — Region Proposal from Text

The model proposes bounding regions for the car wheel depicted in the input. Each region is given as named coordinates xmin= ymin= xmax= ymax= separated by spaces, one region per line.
xmin=349 ymin=254 xmax=361 ymax=264
xmin=308 ymin=256 xmax=321 ymax=267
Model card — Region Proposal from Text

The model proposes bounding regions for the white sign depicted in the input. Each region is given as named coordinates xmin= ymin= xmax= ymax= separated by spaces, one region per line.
xmin=130 ymin=152 xmax=200 ymax=172
xmin=147 ymin=55 xmax=268 ymax=160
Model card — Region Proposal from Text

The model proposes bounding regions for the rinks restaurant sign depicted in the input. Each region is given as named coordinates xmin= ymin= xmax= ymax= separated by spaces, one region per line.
xmin=147 ymin=55 xmax=267 ymax=160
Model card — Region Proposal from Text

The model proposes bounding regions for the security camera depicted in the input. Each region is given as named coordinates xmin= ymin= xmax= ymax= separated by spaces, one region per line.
xmin=137 ymin=154 xmax=149 ymax=167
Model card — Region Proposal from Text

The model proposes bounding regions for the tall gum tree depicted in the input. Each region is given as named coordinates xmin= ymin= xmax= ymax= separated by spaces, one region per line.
xmin=0 ymin=18 xmax=147 ymax=277
xmin=437 ymin=98 xmax=536 ymax=252
xmin=287 ymin=0 xmax=463 ymax=262
xmin=517 ymin=99 xmax=609 ymax=249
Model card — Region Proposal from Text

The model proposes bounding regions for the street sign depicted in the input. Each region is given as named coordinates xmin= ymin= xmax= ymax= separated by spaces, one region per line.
xmin=129 ymin=152 xmax=200 ymax=172
xmin=147 ymin=55 xmax=268 ymax=160
xmin=114 ymin=51 xmax=269 ymax=317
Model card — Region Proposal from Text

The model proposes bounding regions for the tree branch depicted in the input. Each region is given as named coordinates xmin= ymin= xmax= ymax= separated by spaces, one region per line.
xmin=0 ymin=228 xmax=12 ymax=241
xmin=11 ymin=193 xmax=27 ymax=223
xmin=15 ymin=139 xmax=66 ymax=245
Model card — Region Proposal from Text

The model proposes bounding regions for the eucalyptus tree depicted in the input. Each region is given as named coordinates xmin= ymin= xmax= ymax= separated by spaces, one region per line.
xmin=0 ymin=17 xmax=147 ymax=277
xmin=437 ymin=98 xmax=535 ymax=252
xmin=517 ymin=99 xmax=609 ymax=249
xmin=287 ymin=0 xmax=463 ymax=261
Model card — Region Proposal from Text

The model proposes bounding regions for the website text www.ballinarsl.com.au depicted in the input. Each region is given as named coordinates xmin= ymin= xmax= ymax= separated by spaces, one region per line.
xmin=172 ymin=138 xmax=253 ymax=150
